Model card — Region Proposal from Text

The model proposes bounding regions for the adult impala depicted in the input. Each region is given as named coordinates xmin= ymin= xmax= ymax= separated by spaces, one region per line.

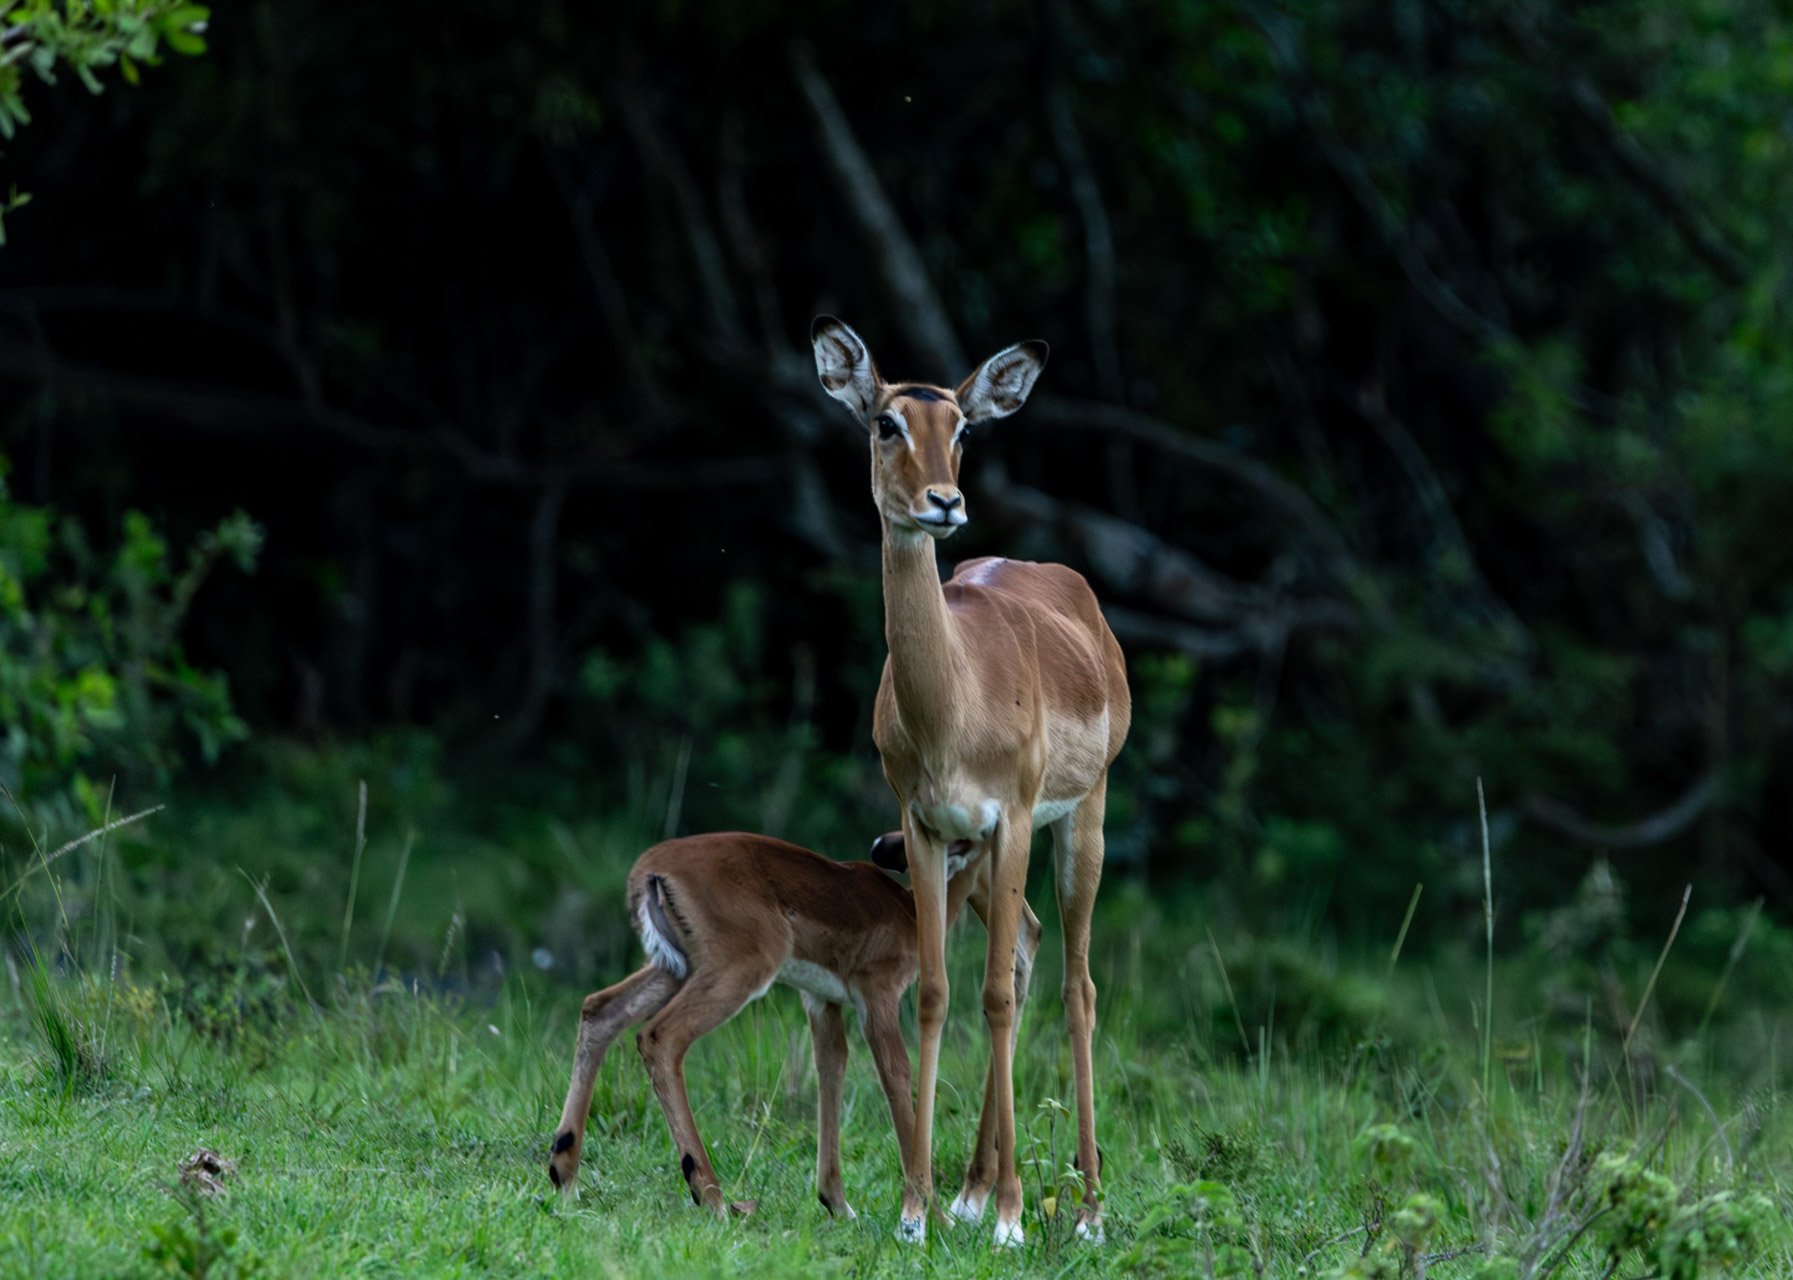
xmin=812 ymin=317 xmax=1131 ymax=1246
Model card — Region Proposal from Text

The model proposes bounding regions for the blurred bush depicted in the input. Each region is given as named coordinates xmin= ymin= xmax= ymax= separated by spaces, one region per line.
xmin=0 ymin=451 xmax=260 ymax=835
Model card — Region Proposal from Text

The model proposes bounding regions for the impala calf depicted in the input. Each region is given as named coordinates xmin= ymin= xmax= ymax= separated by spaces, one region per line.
xmin=813 ymin=317 xmax=1131 ymax=1247
xmin=548 ymin=831 xmax=1039 ymax=1220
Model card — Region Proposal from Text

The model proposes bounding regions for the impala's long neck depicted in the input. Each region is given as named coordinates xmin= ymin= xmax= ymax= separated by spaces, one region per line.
xmin=881 ymin=524 xmax=962 ymax=752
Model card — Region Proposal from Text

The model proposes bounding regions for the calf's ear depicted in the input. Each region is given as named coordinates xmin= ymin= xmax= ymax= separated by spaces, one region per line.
xmin=868 ymin=831 xmax=908 ymax=872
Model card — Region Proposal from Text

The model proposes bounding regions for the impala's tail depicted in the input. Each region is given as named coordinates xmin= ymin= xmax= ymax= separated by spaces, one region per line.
xmin=636 ymin=873 xmax=690 ymax=978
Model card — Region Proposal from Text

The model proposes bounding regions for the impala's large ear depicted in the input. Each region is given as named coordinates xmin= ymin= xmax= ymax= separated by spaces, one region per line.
xmin=957 ymin=340 xmax=1049 ymax=424
xmin=811 ymin=316 xmax=879 ymax=424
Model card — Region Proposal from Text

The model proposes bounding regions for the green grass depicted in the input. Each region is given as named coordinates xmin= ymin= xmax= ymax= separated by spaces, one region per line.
xmin=2 ymin=754 xmax=1790 ymax=1278
xmin=3 ymin=917 xmax=1789 ymax=1278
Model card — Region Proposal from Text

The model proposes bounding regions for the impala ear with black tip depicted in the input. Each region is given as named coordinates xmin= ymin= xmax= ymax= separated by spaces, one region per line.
xmin=956 ymin=339 xmax=1048 ymax=424
xmin=811 ymin=315 xmax=879 ymax=425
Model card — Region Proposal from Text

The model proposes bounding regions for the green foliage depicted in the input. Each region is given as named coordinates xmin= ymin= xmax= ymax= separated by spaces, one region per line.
xmin=0 ymin=0 xmax=209 ymax=122
xmin=155 ymin=949 xmax=289 ymax=1061
xmin=1595 ymin=1150 xmax=1682 ymax=1260
xmin=569 ymin=580 xmax=888 ymax=857
xmin=141 ymin=1195 xmax=262 ymax=1280
xmin=0 ymin=0 xmax=210 ymax=240
xmin=1352 ymin=1123 xmax=1417 ymax=1174
xmin=4 ymin=0 xmax=1791 ymax=934
xmin=1116 ymin=1179 xmax=1263 ymax=1279
xmin=1594 ymin=1151 xmax=1776 ymax=1279
xmin=0 ymin=457 xmax=261 ymax=834
xmin=1659 ymin=1190 xmax=1778 ymax=1279
xmin=1166 ymin=1123 xmax=1269 ymax=1186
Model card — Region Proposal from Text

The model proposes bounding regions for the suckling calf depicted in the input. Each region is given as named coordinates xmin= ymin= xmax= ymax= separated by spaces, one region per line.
xmin=548 ymin=831 xmax=1039 ymax=1220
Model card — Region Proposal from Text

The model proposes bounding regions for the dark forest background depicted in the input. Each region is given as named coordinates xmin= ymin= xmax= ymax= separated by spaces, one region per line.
xmin=5 ymin=0 xmax=1793 ymax=960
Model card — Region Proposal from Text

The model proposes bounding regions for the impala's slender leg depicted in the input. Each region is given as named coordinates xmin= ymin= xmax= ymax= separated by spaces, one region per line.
xmin=898 ymin=816 xmax=949 ymax=1243
xmin=860 ymin=991 xmax=916 ymax=1178
xmin=951 ymin=874 xmax=1042 ymax=1227
xmin=1055 ymin=777 xmax=1108 ymax=1242
xmin=982 ymin=808 xmax=1033 ymax=1247
xmin=637 ymin=960 xmax=778 ymax=1217
xmin=549 ymin=965 xmax=680 ymax=1192
xmin=803 ymin=995 xmax=855 ymax=1220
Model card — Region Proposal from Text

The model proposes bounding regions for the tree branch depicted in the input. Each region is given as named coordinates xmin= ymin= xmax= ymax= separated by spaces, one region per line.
xmin=1249 ymin=7 xmax=1510 ymax=345
xmin=790 ymin=44 xmax=966 ymax=375
xmin=716 ymin=109 xmax=786 ymax=351
xmin=1619 ymin=490 xmax=1695 ymax=603
xmin=610 ymin=73 xmax=744 ymax=344
xmin=541 ymin=146 xmax=665 ymax=418
xmin=1043 ymin=17 xmax=1139 ymax=519
xmin=489 ymin=480 xmax=565 ymax=752
xmin=1498 ymin=8 xmax=1748 ymax=287
xmin=0 ymin=341 xmax=784 ymax=493
xmin=1522 ymin=772 xmax=1717 ymax=849
xmin=982 ymin=468 xmax=1357 ymax=646
xmin=1027 ymin=395 xmax=1361 ymax=571
xmin=1103 ymin=602 xmax=1354 ymax=662
xmin=1346 ymin=381 xmax=1529 ymax=638
xmin=1044 ymin=85 xmax=1123 ymax=402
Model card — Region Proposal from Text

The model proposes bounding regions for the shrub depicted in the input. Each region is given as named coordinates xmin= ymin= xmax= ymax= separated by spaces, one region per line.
xmin=0 ymin=453 xmax=260 ymax=835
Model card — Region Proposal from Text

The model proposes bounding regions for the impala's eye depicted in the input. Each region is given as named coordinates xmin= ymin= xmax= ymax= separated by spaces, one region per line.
xmin=955 ymin=423 xmax=971 ymax=446
xmin=876 ymin=413 xmax=902 ymax=442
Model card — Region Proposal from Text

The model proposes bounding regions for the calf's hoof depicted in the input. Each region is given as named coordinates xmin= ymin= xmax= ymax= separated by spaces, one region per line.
xmin=547 ymin=1130 xmax=579 ymax=1193
xmin=948 ymin=1189 xmax=987 ymax=1224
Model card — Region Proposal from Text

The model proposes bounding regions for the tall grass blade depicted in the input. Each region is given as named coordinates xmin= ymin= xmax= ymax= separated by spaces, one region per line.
xmin=337 ymin=780 xmax=368 ymax=972
xmin=0 ymin=802 xmax=165 ymax=908
xmin=1207 ymin=926 xmax=1251 ymax=1057
xmin=1386 ymin=882 xmax=1423 ymax=978
xmin=663 ymin=737 xmax=692 ymax=841
xmin=1697 ymin=897 xmax=1762 ymax=1040
xmin=437 ymin=908 xmax=464 ymax=982
xmin=374 ymin=828 xmax=416 ymax=979
xmin=1478 ymin=777 xmax=1493 ymax=1097
xmin=242 ymin=871 xmax=317 ymax=1010
xmin=1624 ymin=884 xmax=1692 ymax=1054
xmin=0 ymin=777 xmax=67 ymax=960
xmin=89 ymin=780 xmax=117 ymax=1074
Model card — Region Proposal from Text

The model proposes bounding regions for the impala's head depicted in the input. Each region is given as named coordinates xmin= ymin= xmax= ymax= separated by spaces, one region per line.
xmin=811 ymin=316 xmax=1047 ymax=540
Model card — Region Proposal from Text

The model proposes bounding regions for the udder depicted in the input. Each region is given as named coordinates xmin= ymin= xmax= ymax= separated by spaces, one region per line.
xmin=909 ymin=793 xmax=1001 ymax=844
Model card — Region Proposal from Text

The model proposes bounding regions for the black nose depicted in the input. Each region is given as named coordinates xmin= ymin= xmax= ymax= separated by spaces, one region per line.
xmin=926 ymin=490 xmax=962 ymax=512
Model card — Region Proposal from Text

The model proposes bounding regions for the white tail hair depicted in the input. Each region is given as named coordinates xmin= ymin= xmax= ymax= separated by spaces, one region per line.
xmin=636 ymin=874 xmax=689 ymax=978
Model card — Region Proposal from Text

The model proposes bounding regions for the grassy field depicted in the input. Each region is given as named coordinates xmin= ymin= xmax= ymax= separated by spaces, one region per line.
xmin=2 ymin=765 xmax=1790 ymax=1278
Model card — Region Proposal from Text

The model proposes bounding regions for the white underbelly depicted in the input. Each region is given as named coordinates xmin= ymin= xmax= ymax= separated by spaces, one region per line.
xmin=1032 ymin=796 xmax=1080 ymax=826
